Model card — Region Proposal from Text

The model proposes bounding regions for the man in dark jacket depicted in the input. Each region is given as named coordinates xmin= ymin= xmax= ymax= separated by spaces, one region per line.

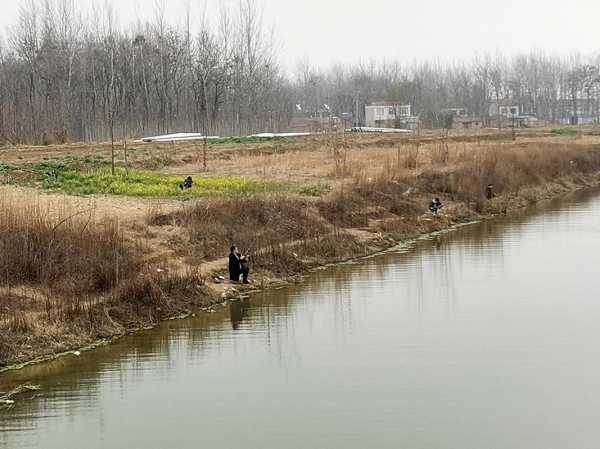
xmin=229 ymin=246 xmax=241 ymax=282
xmin=179 ymin=176 xmax=193 ymax=190
xmin=429 ymin=198 xmax=443 ymax=215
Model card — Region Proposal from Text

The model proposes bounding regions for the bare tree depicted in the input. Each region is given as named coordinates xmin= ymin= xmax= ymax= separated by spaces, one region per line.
xmin=0 ymin=0 xmax=598 ymax=146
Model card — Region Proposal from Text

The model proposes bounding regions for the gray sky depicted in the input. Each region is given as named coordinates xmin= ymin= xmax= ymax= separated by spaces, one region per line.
xmin=1 ymin=0 xmax=599 ymax=70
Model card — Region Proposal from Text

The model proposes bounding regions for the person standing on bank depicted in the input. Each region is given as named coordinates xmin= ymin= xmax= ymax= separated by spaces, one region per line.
xmin=229 ymin=246 xmax=241 ymax=282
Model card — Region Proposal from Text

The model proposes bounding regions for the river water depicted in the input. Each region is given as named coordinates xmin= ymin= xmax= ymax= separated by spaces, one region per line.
xmin=2 ymin=190 xmax=600 ymax=449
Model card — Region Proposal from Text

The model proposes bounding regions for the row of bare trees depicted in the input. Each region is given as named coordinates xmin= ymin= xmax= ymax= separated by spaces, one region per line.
xmin=1 ymin=0 xmax=600 ymax=144
xmin=0 ymin=0 xmax=292 ymax=144
xmin=295 ymin=52 xmax=600 ymax=126
xmin=294 ymin=53 xmax=600 ymax=128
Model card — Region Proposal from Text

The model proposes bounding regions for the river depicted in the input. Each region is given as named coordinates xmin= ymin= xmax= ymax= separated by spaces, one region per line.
xmin=2 ymin=190 xmax=600 ymax=449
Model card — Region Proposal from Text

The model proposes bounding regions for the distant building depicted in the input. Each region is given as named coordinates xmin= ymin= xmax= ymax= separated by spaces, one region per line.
xmin=487 ymin=99 xmax=544 ymax=127
xmin=442 ymin=107 xmax=468 ymax=118
xmin=439 ymin=107 xmax=481 ymax=129
xmin=557 ymin=97 xmax=597 ymax=125
xmin=365 ymin=102 xmax=418 ymax=129
xmin=453 ymin=117 xmax=484 ymax=129
xmin=489 ymin=100 xmax=520 ymax=118
xmin=515 ymin=115 xmax=540 ymax=127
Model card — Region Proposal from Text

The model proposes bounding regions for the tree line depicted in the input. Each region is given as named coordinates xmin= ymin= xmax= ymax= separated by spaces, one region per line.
xmin=295 ymin=54 xmax=600 ymax=128
xmin=1 ymin=0 xmax=599 ymax=145
xmin=0 ymin=0 xmax=292 ymax=144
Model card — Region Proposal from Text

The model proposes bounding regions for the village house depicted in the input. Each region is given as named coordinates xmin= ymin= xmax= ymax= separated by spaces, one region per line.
xmin=440 ymin=107 xmax=483 ymax=129
xmin=487 ymin=99 xmax=542 ymax=127
xmin=453 ymin=116 xmax=484 ymax=129
xmin=365 ymin=101 xmax=419 ymax=130
xmin=489 ymin=100 xmax=520 ymax=118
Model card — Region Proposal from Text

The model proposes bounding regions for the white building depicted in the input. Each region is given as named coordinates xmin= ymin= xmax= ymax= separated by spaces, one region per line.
xmin=489 ymin=101 xmax=520 ymax=118
xmin=365 ymin=102 xmax=416 ymax=129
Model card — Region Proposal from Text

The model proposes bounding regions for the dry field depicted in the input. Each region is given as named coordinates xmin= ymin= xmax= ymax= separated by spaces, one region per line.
xmin=2 ymin=127 xmax=600 ymax=367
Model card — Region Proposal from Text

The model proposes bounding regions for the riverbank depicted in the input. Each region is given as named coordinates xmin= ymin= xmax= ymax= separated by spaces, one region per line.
xmin=2 ymin=129 xmax=600 ymax=370
xmin=5 ymin=169 xmax=600 ymax=449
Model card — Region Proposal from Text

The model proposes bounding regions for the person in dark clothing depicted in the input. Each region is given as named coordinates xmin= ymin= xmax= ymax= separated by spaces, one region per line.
xmin=486 ymin=184 xmax=495 ymax=200
xmin=229 ymin=246 xmax=241 ymax=282
xmin=429 ymin=198 xmax=443 ymax=215
xmin=179 ymin=176 xmax=193 ymax=190
xmin=238 ymin=253 xmax=250 ymax=284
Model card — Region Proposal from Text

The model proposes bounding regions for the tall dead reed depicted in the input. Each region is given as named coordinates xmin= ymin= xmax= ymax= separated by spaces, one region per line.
xmin=148 ymin=194 xmax=330 ymax=261
xmin=415 ymin=142 xmax=600 ymax=209
xmin=0 ymin=195 xmax=139 ymax=295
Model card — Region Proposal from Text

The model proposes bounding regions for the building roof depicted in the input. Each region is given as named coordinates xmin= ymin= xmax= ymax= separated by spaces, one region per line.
xmin=367 ymin=101 xmax=409 ymax=107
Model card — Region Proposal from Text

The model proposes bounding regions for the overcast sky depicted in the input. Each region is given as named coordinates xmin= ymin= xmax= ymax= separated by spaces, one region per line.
xmin=1 ymin=0 xmax=599 ymax=70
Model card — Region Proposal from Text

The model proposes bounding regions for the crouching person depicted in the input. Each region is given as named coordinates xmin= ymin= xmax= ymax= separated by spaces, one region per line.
xmin=429 ymin=198 xmax=443 ymax=215
xmin=179 ymin=176 xmax=193 ymax=190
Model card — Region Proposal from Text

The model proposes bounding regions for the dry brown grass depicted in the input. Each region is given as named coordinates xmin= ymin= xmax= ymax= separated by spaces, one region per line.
xmin=324 ymin=138 xmax=600 ymax=213
xmin=148 ymin=194 xmax=331 ymax=261
xmin=0 ymin=195 xmax=210 ymax=366
xmin=250 ymin=232 xmax=367 ymax=276
xmin=412 ymin=141 xmax=600 ymax=210
xmin=0 ymin=195 xmax=139 ymax=295
xmin=147 ymin=134 xmax=600 ymax=278
xmin=199 ymin=133 xmax=600 ymax=194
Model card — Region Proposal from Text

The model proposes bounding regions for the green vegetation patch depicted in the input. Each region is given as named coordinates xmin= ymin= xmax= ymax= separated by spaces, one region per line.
xmin=2 ymin=154 xmax=321 ymax=199
xmin=40 ymin=167 xmax=278 ymax=198
xmin=0 ymin=163 xmax=18 ymax=173
xmin=550 ymin=127 xmax=578 ymax=136
xmin=296 ymin=182 xmax=331 ymax=197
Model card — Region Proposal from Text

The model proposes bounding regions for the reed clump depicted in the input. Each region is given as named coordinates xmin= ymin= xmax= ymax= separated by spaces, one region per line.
xmin=149 ymin=194 xmax=330 ymax=261
xmin=335 ymin=140 xmax=600 ymax=213
xmin=0 ymin=194 xmax=210 ymax=366
xmin=413 ymin=142 xmax=600 ymax=210
xmin=0 ymin=196 xmax=139 ymax=295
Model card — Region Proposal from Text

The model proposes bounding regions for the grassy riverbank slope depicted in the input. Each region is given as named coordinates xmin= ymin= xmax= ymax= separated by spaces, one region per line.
xmin=2 ymin=128 xmax=600 ymax=368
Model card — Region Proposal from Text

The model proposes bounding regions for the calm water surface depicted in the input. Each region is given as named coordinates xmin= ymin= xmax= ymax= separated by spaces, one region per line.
xmin=2 ymin=190 xmax=600 ymax=449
